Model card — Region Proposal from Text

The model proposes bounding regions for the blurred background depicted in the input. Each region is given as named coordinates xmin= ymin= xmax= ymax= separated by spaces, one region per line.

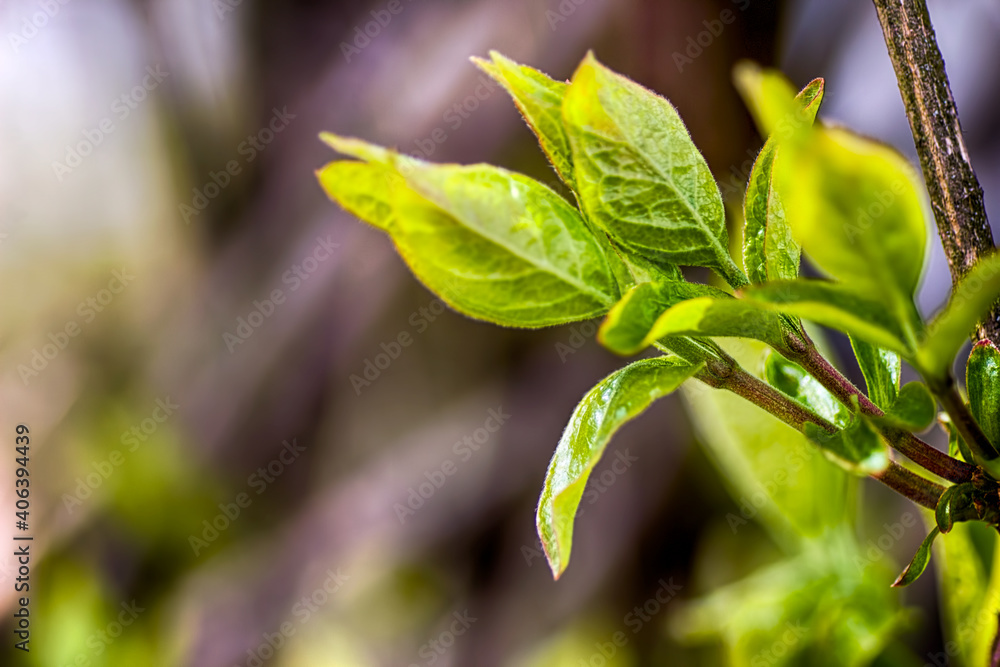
xmin=2 ymin=0 xmax=1000 ymax=665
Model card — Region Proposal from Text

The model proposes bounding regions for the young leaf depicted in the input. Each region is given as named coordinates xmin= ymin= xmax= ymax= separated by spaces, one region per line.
xmin=876 ymin=382 xmax=936 ymax=432
xmin=318 ymin=135 xmax=620 ymax=327
xmin=940 ymin=413 xmax=976 ymax=464
xmin=967 ymin=340 xmax=1000 ymax=450
xmin=741 ymin=280 xmax=913 ymax=354
xmin=765 ymin=352 xmax=850 ymax=428
xmin=562 ymin=52 xmax=747 ymax=288
xmin=472 ymin=51 xmax=574 ymax=187
xmin=849 ymin=337 xmax=900 ymax=411
xmin=741 ymin=74 xmax=824 ymax=283
xmin=537 ymin=357 xmax=702 ymax=578
xmin=917 ymin=253 xmax=1000 ymax=382
xmin=641 ymin=296 xmax=792 ymax=355
xmin=773 ymin=125 xmax=927 ymax=329
xmin=892 ymin=527 xmax=940 ymax=587
xmin=598 ymin=281 xmax=724 ymax=355
xmin=935 ymin=483 xmax=975 ymax=534
xmin=803 ymin=414 xmax=889 ymax=476
xmin=733 ymin=62 xmax=820 ymax=141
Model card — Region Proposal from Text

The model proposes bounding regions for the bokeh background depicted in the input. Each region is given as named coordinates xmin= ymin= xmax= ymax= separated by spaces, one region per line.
xmin=2 ymin=0 xmax=1000 ymax=665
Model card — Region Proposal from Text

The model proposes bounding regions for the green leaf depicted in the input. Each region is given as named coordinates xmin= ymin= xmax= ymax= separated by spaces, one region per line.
xmin=935 ymin=483 xmax=975 ymax=534
xmin=892 ymin=527 xmax=939 ymax=587
xmin=773 ymin=125 xmax=927 ymax=329
xmin=941 ymin=413 xmax=976 ymax=464
xmin=741 ymin=73 xmax=824 ymax=283
xmin=562 ymin=52 xmax=747 ymax=288
xmin=936 ymin=523 xmax=1000 ymax=666
xmin=599 ymin=282 xmax=794 ymax=356
xmin=967 ymin=340 xmax=1000 ymax=451
xmin=537 ymin=357 xmax=701 ymax=578
xmin=672 ymin=531 xmax=909 ymax=667
xmin=472 ymin=51 xmax=574 ymax=187
xmin=803 ymin=408 xmax=889 ymax=476
xmin=318 ymin=134 xmax=620 ymax=327
xmin=877 ymin=382 xmax=935 ymax=432
xmin=643 ymin=297 xmax=793 ymax=355
xmin=765 ymin=352 xmax=850 ymax=428
xmin=849 ymin=337 xmax=900 ymax=411
xmin=598 ymin=281 xmax=723 ymax=355
xmin=916 ymin=252 xmax=1000 ymax=381
xmin=733 ymin=62 xmax=822 ymax=141
xmin=681 ymin=340 xmax=849 ymax=539
xmin=741 ymin=280 xmax=912 ymax=354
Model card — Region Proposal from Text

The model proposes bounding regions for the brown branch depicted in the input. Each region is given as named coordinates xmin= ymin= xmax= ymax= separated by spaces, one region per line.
xmin=790 ymin=340 xmax=976 ymax=483
xmin=872 ymin=0 xmax=999 ymax=344
xmin=697 ymin=364 xmax=945 ymax=510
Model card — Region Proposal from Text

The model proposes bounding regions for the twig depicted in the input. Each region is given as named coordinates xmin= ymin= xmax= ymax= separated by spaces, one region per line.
xmin=872 ymin=0 xmax=999 ymax=344
xmin=790 ymin=340 xmax=975 ymax=483
xmin=697 ymin=363 xmax=945 ymax=510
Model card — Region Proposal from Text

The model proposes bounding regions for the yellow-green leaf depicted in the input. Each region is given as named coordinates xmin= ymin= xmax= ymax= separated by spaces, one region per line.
xmin=562 ymin=52 xmax=747 ymax=288
xmin=318 ymin=134 xmax=620 ymax=327
xmin=537 ymin=357 xmax=701 ymax=578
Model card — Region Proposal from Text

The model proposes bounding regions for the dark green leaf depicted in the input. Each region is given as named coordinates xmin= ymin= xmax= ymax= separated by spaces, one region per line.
xmin=740 ymin=280 xmax=913 ymax=354
xmin=537 ymin=357 xmax=702 ymax=578
xmin=892 ymin=527 xmax=939 ymax=587
xmin=741 ymin=73 xmax=824 ymax=284
xmin=562 ymin=52 xmax=747 ymax=288
xmin=967 ymin=340 xmax=1000 ymax=450
xmin=765 ymin=352 xmax=851 ymax=428
xmin=472 ymin=51 xmax=574 ymax=186
xmin=318 ymin=134 xmax=620 ymax=327
xmin=935 ymin=483 xmax=975 ymax=534
xmin=849 ymin=337 xmax=900 ymax=411
xmin=917 ymin=253 xmax=1000 ymax=381
xmin=877 ymin=382 xmax=935 ymax=432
